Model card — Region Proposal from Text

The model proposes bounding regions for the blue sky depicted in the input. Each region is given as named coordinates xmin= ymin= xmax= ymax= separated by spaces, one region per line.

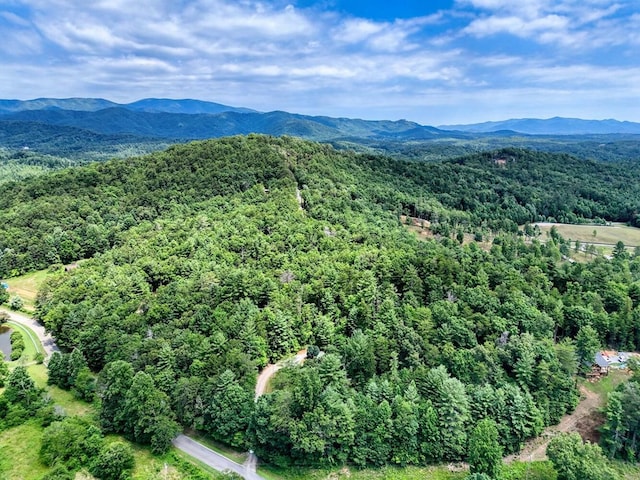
xmin=1 ymin=0 xmax=638 ymax=124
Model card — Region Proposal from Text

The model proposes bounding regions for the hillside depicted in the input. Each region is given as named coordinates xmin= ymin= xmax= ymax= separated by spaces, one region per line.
xmin=1 ymin=135 xmax=640 ymax=474
xmin=0 ymin=137 xmax=640 ymax=275
xmin=2 ymin=140 xmax=640 ymax=277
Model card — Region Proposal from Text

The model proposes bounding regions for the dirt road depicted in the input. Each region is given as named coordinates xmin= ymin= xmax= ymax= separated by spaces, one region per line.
xmin=505 ymin=385 xmax=603 ymax=462
xmin=255 ymin=349 xmax=307 ymax=400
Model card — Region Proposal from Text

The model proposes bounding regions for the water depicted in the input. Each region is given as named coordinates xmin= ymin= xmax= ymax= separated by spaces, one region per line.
xmin=0 ymin=325 xmax=12 ymax=361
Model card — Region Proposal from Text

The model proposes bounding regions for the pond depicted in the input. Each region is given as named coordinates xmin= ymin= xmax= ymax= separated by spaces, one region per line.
xmin=0 ymin=325 xmax=12 ymax=361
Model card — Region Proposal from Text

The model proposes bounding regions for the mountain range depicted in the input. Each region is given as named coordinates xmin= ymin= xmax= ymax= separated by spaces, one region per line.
xmin=0 ymin=101 xmax=456 ymax=141
xmin=0 ymin=97 xmax=255 ymax=115
xmin=1 ymin=98 xmax=640 ymax=144
xmin=440 ymin=117 xmax=640 ymax=135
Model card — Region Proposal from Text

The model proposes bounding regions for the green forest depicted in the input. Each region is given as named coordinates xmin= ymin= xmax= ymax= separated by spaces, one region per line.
xmin=1 ymin=135 xmax=640 ymax=479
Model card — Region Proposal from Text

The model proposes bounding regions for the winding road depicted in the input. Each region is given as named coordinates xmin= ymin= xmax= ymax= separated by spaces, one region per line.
xmin=0 ymin=307 xmax=59 ymax=358
xmin=255 ymin=348 xmax=307 ymax=400
xmin=169 ymin=348 xmax=309 ymax=479
xmin=1 ymin=306 xmax=305 ymax=479
xmin=172 ymin=435 xmax=264 ymax=480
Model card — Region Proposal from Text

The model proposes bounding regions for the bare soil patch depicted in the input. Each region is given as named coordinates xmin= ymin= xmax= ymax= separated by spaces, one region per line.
xmin=505 ymin=385 xmax=604 ymax=463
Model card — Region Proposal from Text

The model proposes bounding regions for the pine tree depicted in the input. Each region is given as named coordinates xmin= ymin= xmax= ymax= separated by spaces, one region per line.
xmin=468 ymin=418 xmax=503 ymax=478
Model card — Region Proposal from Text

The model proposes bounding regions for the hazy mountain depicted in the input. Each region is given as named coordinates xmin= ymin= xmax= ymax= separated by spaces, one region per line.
xmin=0 ymin=98 xmax=118 ymax=114
xmin=0 ymin=107 xmax=458 ymax=141
xmin=125 ymin=98 xmax=256 ymax=114
xmin=440 ymin=117 xmax=640 ymax=135
xmin=0 ymin=98 xmax=254 ymax=115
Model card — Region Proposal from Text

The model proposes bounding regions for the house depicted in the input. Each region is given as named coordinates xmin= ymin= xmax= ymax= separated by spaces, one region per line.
xmin=590 ymin=350 xmax=640 ymax=380
xmin=591 ymin=351 xmax=611 ymax=376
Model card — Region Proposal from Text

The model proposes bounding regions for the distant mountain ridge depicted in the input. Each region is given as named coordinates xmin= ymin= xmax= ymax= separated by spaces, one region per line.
xmin=1 ymin=98 xmax=639 ymax=140
xmin=0 ymin=97 xmax=255 ymax=115
xmin=0 ymin=106 xmax=459 ymax=141
xmin=440 ymin=117 xmax=640 ymax=135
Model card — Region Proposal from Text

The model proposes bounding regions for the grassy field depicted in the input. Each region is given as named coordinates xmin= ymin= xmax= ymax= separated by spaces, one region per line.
xmin=581 ymin=369 xmax=631 ymax=399
xmin=0 ymin=422 xmax=49 ymax=480
xmin=1 ymin=361 xmax=219 ymax=479
xmin=2 ymin=268 xmax=61 ymax=312
xmin=260 ymin=461 xmax=559 ymax=480
xmin=260 ymin=464 xmax=466 ymax=480
xmin=536 ymin=223 xmax=640 ymax=248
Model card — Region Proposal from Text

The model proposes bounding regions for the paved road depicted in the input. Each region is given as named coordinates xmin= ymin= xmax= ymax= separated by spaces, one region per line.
xmin=0 ymin=306 xmax=278 ymax=480
xmin=173 ymin=435 xmax=265 ymax=480
xmin=0 ymin=307 xmax=59 ymax=357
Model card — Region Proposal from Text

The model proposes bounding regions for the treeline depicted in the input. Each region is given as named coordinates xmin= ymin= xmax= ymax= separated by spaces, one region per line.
xmin=601 ymin=363 xmax=640 ymax=462
xmin=352 ymin=135 xmax=640 ymax=164
xmin=19 ymin=136 xmax=640 ymax=468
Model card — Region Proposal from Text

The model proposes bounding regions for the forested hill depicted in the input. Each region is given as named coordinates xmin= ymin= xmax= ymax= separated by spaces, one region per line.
xmin=2 ymin=138 xmax=640 ymax=277
xmin=417 ymin=148 xmax=640 ymax=226
xmin=2 ymin=135 xmax=640 ymax=468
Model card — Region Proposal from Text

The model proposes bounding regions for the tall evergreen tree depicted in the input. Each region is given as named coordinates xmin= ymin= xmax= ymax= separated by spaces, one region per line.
xmin=468 ymin=418 xmax=503 ymax=478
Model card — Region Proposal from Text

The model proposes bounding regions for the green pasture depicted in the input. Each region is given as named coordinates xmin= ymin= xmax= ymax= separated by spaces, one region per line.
xmin=2 ymin=268 xmax=59 ymax=312
xmin=537 ymin=223 xmax=640 ymax=248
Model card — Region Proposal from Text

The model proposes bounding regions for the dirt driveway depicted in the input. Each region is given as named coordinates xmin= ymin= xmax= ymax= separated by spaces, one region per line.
xmin=505 ymin=385 xmax=605 ymax=462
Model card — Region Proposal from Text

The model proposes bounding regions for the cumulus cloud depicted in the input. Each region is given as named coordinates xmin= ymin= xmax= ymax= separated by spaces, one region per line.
xmin=458 ymin=0 xmax=636 ymax=50
xmin=0 ymin=0 xmax=638 ymax=123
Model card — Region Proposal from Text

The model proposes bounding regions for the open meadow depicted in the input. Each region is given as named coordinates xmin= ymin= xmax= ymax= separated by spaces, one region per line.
xmin=2 ymin=268 xmax=60 ymax=312
xmin=535 ymin=223 xmax=640 ymax=248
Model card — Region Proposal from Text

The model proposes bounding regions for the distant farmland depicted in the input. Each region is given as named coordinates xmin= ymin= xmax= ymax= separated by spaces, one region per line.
xmin=535 ymin=222 xmax=640 ymax=248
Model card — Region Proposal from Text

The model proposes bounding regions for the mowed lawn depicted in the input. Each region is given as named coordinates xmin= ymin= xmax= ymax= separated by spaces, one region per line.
xmin=3 ymin=268 xmax=59 ymax=311
xmin=535 ymin=223 xmax=640 ymax=247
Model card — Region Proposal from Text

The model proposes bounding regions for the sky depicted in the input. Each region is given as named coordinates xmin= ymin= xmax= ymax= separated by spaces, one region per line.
xmin=1 ymin=0 xmax=639 ymax=125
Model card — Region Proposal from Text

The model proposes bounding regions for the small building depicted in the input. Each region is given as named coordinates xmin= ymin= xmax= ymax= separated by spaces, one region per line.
xmin=592 ymin=351 xmax=611 ymax=376
xmin=591 ymin=350 xmax=640 ymax=379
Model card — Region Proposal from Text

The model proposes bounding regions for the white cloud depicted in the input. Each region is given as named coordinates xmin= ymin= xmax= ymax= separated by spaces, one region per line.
xmin=0 ymin=0 xmax=638 ymax=123
xmin=458 ymin=0 xmax=636 ymax=50
xmin=0 ymin=29 xmax=42 ymax=55
xmin=0 ymin=10 xmax=30 ymax=26
xmin=464 ymin=14 xmax=569 ymax=38
xmin=334 ymin=18 xmax=384 ymax=43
